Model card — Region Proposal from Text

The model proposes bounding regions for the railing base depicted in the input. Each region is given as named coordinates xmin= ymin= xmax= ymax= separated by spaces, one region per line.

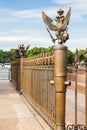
xmin=67 ymin=124 xmax=87 ymax=130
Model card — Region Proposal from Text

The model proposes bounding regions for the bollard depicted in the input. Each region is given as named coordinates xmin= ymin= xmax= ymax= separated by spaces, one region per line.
xmin=54 ymin=44 xmax=67 ymax=130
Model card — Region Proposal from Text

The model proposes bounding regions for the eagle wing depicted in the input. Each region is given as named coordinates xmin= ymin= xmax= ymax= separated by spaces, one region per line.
xmin=64 ymin=7 xmax=71 ymax=25
xmin=26 ymin=45 xmax=30 ymax=51
xmin=42 ymin=11 xmax=57 ymax=31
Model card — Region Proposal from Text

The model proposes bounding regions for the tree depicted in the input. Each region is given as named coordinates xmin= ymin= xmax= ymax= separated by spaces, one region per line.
xmin=46 ymin=46 xmax=54 ymax=53
xmin=67 ymin=50 xmax=74 ymax=65
xmin=8 ymin=49 xmax=17 ymax=61
xmin=25 ymin=47 xmax=41 ymax=57
xmin=78 ymin=49 xmax=85 ymax=61
xmin=0 ymin=46 xmax=83 ymax=66
xmin=0 ymin=50 xmax=4 ymax=63
xmin=26 ymin=47 xmax=75 ymax=65
xmin=25 ymin=46 xmax=54 ymax=58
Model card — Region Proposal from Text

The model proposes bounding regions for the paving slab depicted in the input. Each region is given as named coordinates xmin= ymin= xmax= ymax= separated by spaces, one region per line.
xmin=0 ymin=80 xmax=85 ymax=130
xmin=0 ymin=80 xmax=51 ymax=130
xmin=66 ymin=88 xmax=85 ymax=125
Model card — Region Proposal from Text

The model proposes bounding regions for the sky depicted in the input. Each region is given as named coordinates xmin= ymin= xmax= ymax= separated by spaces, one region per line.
xmin=0 ymin=0 xmax=87 ymax=51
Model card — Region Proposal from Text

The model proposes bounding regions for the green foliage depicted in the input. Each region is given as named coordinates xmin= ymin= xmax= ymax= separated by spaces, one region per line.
xmin=78 ymin=49 xmax=85 ymax=61
xmin=25 ymin=46 xmax=54 ymax=58
xmin=26 ymin=46 xmax=74 ymax=65
xmin=0 ymin=50 xmax=4 ymax=63
xmin=8 ymin=49 xmax=17 ymax=61
xmin=25 ymin=47 xmax=42 ymax=57
xmin=67 ymin=50 xmax=74 ymax=64
xmin=0 ymin=49 xmax=17 ymax=63
xmin=0 ymin=50 xmax=11 ymax=63
xmin=0 ymin=46 xmax=85 ymax=66
xmin=46 ymin=46 xmax=54 ymax=53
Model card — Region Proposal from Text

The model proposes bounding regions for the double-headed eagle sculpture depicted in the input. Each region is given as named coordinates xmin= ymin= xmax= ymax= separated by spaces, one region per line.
xmin=42 ymin=7 xmax=71 ymax=44
xmin=16 ymin=44 xmax=30 ymax=58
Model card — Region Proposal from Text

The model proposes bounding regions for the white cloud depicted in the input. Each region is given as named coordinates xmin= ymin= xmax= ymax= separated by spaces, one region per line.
xmin=0 ymin=35 xmax=86 ymax=51
xmin=0 ymin=36 xmax=52 ymax=50
xmin=68 ymin=38 xmax=87 ymax=51
xmin=11 ymin=10 xmax=41 ymax=19
xmin=0 ymin=3 xmax=86 ymax=24
xmin=51 ymin=0 xmax=87 ymax=23
xmin=0 ymin=8 xmax=42 ymax=23
xmin=0 ymin=2 xmax=86 ymax=51
xmin=52 ymin=0 xmax=73 ymax=4
xmin=0 ymin=36 xmax=50 ymax=42
xmin=52 ymin=0 xmax=87 ymax=5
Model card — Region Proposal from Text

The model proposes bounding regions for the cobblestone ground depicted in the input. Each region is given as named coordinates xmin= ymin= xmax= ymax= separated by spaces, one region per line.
xmin=0 ymin=80 xmax=51 ymax=130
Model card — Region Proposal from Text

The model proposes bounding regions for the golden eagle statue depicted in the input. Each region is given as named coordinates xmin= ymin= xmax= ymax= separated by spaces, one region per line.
xmin=42 ymin=7 xmax=71 ymax=44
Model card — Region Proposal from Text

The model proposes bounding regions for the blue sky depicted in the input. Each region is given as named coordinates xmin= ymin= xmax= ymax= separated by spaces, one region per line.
xmin=0 ymin=0 xmax=87 ymax=51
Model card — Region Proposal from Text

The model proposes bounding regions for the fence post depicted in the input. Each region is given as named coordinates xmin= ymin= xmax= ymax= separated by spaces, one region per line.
xmin=54 ymin=44 xmax=67 ymax=130
xmin=85 ymin=68 xmax=87 ymax=127
xmin=19 ymin=58 xmax=23 ymax=91
xmin=10 ymin=62 xmax=12 ymax=82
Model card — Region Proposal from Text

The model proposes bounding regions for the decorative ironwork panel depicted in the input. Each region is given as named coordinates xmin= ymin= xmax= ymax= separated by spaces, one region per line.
xmin=23 ymin=52 xmax=54 ymax=68
xmin=67 ymin=124 xmax=87 ymax=130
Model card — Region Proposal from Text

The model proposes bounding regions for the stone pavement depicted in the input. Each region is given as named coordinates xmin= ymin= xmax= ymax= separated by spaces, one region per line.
xmin=0 ymin=80 xmax=85 ymax=130
xmin=0 ymin=80 xmax=51 ymax=130
xmin=66 ymin=88 xmax=85 ymax=126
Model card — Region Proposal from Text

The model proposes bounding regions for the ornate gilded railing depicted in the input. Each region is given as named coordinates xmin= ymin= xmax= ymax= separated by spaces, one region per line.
xmin=11 ymin=53 xmax=57 ymax=129
xmin=11 ymin=53 xmax=87 ymax=130
xmin=22 ymin=52 xmax=56 ymax=128
xmin=67 ymin=67 xmax=87 ymax=130
xmin=23 ymin=52 xmax=54 ymax=67
xmin=11 ymin=60 xmax=20 ymax=89
xmin=67 ymin=124 xmax=87 ymax=130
